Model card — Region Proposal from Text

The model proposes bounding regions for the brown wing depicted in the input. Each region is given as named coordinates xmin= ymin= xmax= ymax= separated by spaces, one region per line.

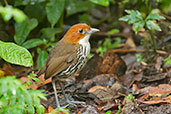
xmin=37 ymin=40 xmax=79 ymax=79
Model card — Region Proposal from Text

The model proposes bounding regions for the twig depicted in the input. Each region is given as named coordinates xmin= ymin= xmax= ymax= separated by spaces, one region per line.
xmin=94 ymin=32 xmax=129 ymax=38
xmin=4 ymin=0 xmax=8 ymax=5
xmin=161 ymin=13 xmax=171 ymax=20
xmin=91 ymin=49 xmax=168 ymax=55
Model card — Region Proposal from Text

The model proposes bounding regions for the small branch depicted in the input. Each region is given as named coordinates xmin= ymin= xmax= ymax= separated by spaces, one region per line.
xmin=4 ymin=0 xmax=8 ymax=5
xmin=91 ymin=49 xmax=168 ymax=55
xmin=94 ymin=32 xmax=129 ymax=38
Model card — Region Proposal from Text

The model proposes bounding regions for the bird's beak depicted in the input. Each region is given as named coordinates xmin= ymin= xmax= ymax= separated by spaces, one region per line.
xmin=87 ymin=28 xmax=100 ymax=34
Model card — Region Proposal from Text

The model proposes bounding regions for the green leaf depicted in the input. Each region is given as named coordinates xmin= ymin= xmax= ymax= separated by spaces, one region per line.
xmin=133 ymin=20 xmax=145 ymax=34
xmin=35 ymin=105 xmax=45 ymax=114
xmin=146 ymin=13 xmax=165 ymax=21
xmin=46 ymin=0 xmax=65 ymax=27
xmin=107 ymin=29 xmax=120 ymax=34
xmin=146 ymin=20 xmax=161 ymax=31
xmin=0 ymin=41 xmax=33 ymax=67
xmin=25 ymin=4 xmax=46 ymax=22
xmin=0 ymin=6 xmax=26 ymax=23
xmin=164 ymin=55 xmax=171 ymax=65
xmin=22 ymin=39 xmax=44 ymax=49
xmin=89 ymin=0 xmax=110 ymax=6
xmin=108 ymin=37 xmax=121 ymax=49
xmin=41 ymin=27 xmax=62 ymax=40
xmin=126 ymin=93 xmax=134 ymax=102
xmin=14 ymin=18 xmax=38 ymax=45
xmin=119 ymin=10 xmax=145 ymax=34
xmin=119 ymin=10 xmax=143 ymax=24
xmin=66 ymin=0 xmax=93 ymax=16
xmin=105 ymin=110 xmax=112 ymax=114
xmin=0 ymin=76 xmax=47 ymax=113
xmin=37 ymin=48 xmax=48 ymax=70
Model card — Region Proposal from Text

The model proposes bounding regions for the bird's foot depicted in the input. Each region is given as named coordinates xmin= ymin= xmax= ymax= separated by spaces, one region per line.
xmin=64 ymin=100 xmax=86 ymax=107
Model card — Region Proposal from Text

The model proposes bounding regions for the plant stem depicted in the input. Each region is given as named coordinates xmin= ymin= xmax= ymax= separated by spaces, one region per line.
xmin=149 ymin=30 xmax=157 ymax=52
xmin=4 ymin=0 xmax=8 ymax=5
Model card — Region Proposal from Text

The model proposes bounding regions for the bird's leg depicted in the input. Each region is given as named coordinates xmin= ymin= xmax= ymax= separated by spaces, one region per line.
xmin=58 ymin=81 xmax=85 ymax=106
xmin=52 ymin=79 xmax=60 ymax=108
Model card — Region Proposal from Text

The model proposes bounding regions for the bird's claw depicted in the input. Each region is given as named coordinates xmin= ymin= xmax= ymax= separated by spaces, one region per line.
xmin=65 ymin=100 xmax=86 ymax=107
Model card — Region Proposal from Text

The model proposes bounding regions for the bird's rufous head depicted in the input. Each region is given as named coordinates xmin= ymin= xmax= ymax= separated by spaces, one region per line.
xmin=62 ymin=23 xmax=99 ymax=44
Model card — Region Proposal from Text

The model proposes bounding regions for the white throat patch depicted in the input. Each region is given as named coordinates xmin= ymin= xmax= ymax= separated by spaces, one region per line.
xmin=78 ymin=34 xmax=91 ymax=56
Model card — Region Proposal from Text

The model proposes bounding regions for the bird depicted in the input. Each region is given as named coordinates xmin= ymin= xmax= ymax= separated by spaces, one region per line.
xmin=37 ymin=23 xmax=99 ymax=108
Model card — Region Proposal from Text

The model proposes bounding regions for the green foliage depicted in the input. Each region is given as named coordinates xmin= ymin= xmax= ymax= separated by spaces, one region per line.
xmin=116 ymin=105 xmax=122 ymax=114
xmin=51 ymin=108 xmax=70 ymax=114
xmin=41 ymin=27 xmax=62 ymax=41
xmin=0 ymin=76 xmax=46 ymax=114
xmin=136 ymin=54 xmax=143 ymax=63
xmin=66 ymin=0 xmax=93 ymax=16
xmin=164 ymin=54 xmax=171 ymax=65
xmin=119 ymin=10 xmax=165 ymax=34
xmin=105 ymin=110 xmax=112 ymax=114
xmin=126 ymin=93 xmax=134 ymax=102
xmin=89 ymin=0 xmax=110 ymax=6
xmin=0 ymin=5 xmax=26 ymax=23
xmin=46 ymin=0 xmax=65 ymax=27
xmin=0 ymin=41 xmax=33 ymax=67
xmin=97 ymin=37 xmax=121 ymax=57
xmin=37 ymin=48 xmax=49 ymax=70
xmin=22 ymin=39 xmax=44 ymax=49
xmin=24 ymin=72 xmax=43 ymax=86
xmin=107 ymin=29 xmax=120 ymax=34
xmin=14 ymin=18 xmax=38 ymax=45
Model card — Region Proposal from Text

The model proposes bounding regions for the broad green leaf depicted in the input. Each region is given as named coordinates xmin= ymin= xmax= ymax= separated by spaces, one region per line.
xmin=66 ymin=0 xmax=93 ymax=16
xmin=37 ymin=48 xmax=48 ymax=70
xmin=22 ymin=39 xmax=44 ymax=49
xmin=46 ymin=0 xmax=65 ymax=27
xmin=0 ymin=41 xmax=33 ymax=67
xmin=25 ymin=4 xmax=46 ymax=22
xmin=14 ymin=18 xmax=38 ymax=45
xmin=89 ymin=0 xmax=110 ymax=6
xmin=146 ymin=13 xmax=165 ymax=21
xmin=146 ymin=20 xmax=161 ymax=31
xmin=41 ymin=27 xmax=62 ymax=40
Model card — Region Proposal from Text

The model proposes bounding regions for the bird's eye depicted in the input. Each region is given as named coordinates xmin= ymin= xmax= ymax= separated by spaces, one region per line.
xmin=79 ymin=29 xmax=83 ymax=33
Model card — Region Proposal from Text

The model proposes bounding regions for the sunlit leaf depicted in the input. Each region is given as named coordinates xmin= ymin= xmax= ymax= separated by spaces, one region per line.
xmin=89 ymin=0 xmax=110 ymax=6
xmin=146 ymin=20 xmax=161 ymax=31
xmin=146 ymin=13 xmax=165 ymax=21
xmin=0 ymin=41 xmax=33 ymax=67
xmin=0 ymin=5 xmax=26 ymax=23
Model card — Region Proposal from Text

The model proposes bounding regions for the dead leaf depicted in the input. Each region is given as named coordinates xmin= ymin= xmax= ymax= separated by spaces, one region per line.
xmin=137 ymin=84 xmax=171 ymax=104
